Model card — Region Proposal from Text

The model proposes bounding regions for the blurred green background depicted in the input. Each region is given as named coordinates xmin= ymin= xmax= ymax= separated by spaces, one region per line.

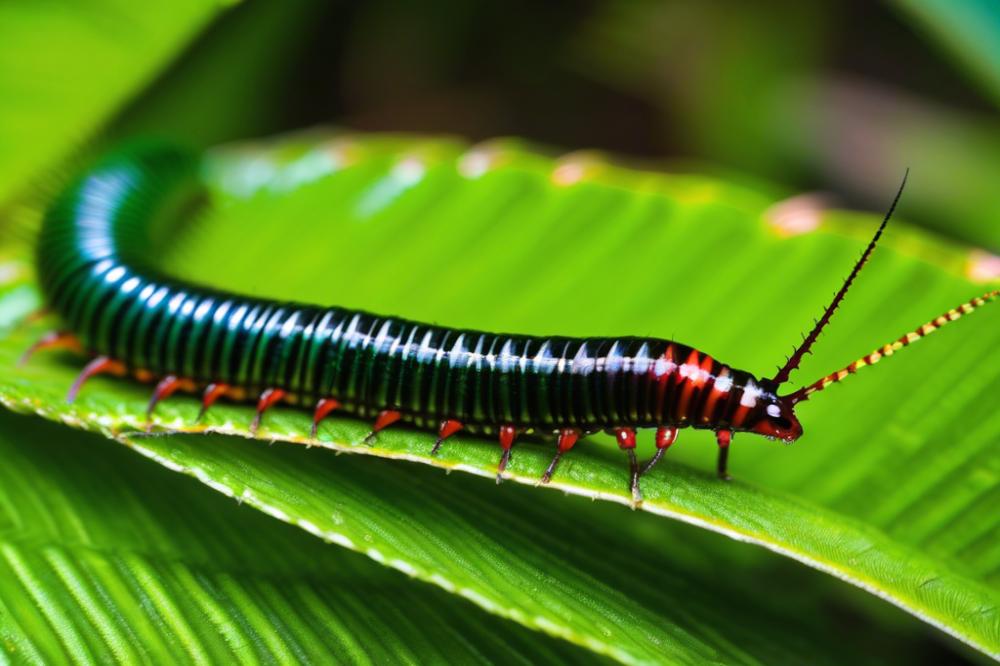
xmin=6 ymin=0 xmax=1000 ymax=253
xmin=111 ymin=0 xmax=1000 ymax=253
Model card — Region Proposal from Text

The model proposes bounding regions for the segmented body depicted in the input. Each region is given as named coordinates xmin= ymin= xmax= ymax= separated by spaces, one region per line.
xmin=37 ymin=144 xmax=775 ymax=439
xmin=32 ymin=142 xmax=999 ymax=498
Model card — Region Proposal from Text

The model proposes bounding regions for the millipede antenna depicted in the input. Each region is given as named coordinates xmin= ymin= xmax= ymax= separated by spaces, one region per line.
xmin=785 ymin=290 xmax=999 ymax=403
xmin=770 ymin=170 xmax=909 ymax=387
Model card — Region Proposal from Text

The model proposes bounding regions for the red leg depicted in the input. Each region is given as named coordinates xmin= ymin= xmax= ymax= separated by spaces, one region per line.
xmin=364 ymin=409 xmax=402 ymax=444
xmin=250 ymin=388 xmax=287 ymax=435
xmin=716 ymin=429 xmax=732 ymax=480
xmin=496 ymin=424 xmax=517 ymax=484
xmin=19 ymin=330 xmax=82 ymax=367
xmin=145 ymin=375 xmax=181 ymax=427
xmin=541 ymin=428 xmax=579 ymax=484
xmin=641 ymin=426 xmax=678 ymax=477
xmin=66 ymin=356 xmax=125 ymax=403
xmin=197 ymin=383 xmax=230 ymax=422
xmin=431 ymin=419 xmax=464 ymax=455
xmin=310 ymin=398 xmax=341 ymax=438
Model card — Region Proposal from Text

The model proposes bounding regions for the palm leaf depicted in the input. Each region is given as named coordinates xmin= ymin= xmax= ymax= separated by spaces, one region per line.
xmin=0 ymin=132 xmax=997 ymax=659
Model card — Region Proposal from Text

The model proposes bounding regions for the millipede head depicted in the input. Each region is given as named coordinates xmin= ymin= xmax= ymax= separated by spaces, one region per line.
xmin=750 ymin=388 xmax=803 ymax=442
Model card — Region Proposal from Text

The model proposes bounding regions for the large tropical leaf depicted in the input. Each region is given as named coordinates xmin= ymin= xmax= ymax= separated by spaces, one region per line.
xmin=0 ymin=409 xmax=604 ymax=664
xmin=0 ymin=290 xmax=887 ymax=664
xmin=0 ymin=0 xmax=228 ymax=205
xmin=0 ymin=132 xmax=997 ymax=659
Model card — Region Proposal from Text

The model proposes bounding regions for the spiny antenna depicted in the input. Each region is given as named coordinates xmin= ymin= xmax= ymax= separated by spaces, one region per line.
xmin=769 ymin=170 xmax=909 ymax=387
xmin=785 ymin=290 xmax=999 ymax=404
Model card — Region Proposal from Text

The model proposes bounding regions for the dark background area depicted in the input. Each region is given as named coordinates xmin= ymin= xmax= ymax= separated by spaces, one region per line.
xmin=118 ymin=0 xmax=1000 ymax=253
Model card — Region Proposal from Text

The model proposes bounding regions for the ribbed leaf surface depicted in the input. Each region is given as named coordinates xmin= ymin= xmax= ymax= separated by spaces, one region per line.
xmin=0 ymin=410 xmax=603 ymax=664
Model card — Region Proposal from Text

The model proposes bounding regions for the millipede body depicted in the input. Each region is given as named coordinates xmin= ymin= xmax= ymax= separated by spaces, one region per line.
xmin=28 ymin=143 xmax=998 ymax=503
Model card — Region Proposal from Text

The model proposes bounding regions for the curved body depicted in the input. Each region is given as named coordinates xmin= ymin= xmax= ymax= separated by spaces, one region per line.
xmin=37 ymin=145 xmax=778 ymax=439
xmin=35 ymin=142 xmax=997 ymax=498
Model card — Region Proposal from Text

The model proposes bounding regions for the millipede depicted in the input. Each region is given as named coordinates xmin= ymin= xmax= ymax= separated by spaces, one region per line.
xmin=23 ymin=142 xmax=999 ymax=504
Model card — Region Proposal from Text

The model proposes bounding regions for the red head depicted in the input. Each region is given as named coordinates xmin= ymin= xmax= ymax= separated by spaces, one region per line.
xmin=750 ymin=388 xmax=803 ymax=442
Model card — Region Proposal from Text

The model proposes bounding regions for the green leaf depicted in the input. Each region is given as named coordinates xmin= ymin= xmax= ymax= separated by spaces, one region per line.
xmin=117 ymin=430 xmax=933 ymax=666
xmin=892 ymin=0 xmax=1000 ymax=108
xmin=0 ymin=0 xmax=229 ymax=205
xmin=1 ymin=333 xmax=887 ymax=662
xmin=0 ymin=409 xmax=602 ymax=664
xmin=1 ymin=133 xmax=998 ymax=659
xmin=0 ymin=279 xmax=890 ymax=664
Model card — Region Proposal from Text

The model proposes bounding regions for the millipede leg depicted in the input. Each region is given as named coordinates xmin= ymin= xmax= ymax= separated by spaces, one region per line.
xmin=627 ymin=449 xmax=641 ymax=505
xmin=364 ymin=410 xmax=402 ymax=444
xmin=431 ymin=419 xmax=464 ymax=455
xmin=614 ymin=428 xmax=642 ymax=506
xmin=541 ymin=428 xmax=579 ymax=484
xmin=145 ymin=375 xmax=181 ymax=428
xmin=541 ymin=452 xmax=563 ymax=485
xmin=716 ymin=429 xmax=732 ymax=480
xmin=642 ymin=449 xmax=663 ymax=477
xmin=496 ymin=424 xmax=517 ymax=484
xmin=19 ymin=330 xmax=82 ymax=367
xmin=66 ymin=356 xmax=125 ymax=403
xmin=250 ymin=388 xmax=287 ymax=435
xmin=310 ymin=398 xmax=341 ymax=438
xmin=198 ymin=383 xmax=230 ymax=422
xmin=641 ymin=426 xmax=678 ymax=477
